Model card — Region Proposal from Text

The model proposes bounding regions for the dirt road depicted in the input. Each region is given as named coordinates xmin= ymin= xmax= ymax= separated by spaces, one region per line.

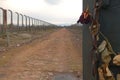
xmin=0 ymin=28 xmax=82 ymax=80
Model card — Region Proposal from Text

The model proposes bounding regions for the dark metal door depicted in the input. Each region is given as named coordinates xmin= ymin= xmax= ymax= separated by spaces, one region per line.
xmin=83 ymin=0 xmax=120 ymax=80
xmin=99 ymin=0 xmax=120 ymax=53
xmin=83 ymin=0 xmax=95 ymax=80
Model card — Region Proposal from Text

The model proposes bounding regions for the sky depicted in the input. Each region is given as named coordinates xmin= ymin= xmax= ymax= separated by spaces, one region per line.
xmin=0 ymin=0 xmax=82 ymax=25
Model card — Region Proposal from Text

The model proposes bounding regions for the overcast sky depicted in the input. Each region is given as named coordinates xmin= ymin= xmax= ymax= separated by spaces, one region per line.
xmin=0 ymin=0 xmax=82 ymax=25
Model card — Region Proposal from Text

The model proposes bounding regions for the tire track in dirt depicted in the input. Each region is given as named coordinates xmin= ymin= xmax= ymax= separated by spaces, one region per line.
xmin=0 ymin=28 xmax=82 ymax=80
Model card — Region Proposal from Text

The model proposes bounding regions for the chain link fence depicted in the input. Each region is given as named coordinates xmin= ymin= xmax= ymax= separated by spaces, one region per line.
xmin=0 ymin=7 xmax=58 ymax=51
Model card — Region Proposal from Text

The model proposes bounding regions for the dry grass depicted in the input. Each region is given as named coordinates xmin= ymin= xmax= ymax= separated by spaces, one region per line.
xmin=0 ymin=29 xmax=57 ymax=47
xmin=0 ymin=29 xmax=58 ymax=66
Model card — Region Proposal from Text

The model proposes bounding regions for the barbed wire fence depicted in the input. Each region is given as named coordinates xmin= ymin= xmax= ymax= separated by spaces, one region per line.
xmin=0 ymin=7 xmax=58 ymax=50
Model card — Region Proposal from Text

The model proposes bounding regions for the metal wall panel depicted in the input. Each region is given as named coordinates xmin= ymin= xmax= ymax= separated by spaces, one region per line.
xmin=83 ymin=0 xmax=95 ymax=80
xmin=83 ymin=0 xmax=120 ymax=80
xmin=100 ymin=0 xmax=120 ymax=53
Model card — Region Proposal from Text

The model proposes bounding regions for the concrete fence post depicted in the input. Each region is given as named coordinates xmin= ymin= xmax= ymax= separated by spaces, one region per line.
xmin=3 ymin=9 xmax=10 ymax=46
xmin=24 ymin=15 xmax=27 ymax=31
xmin=15 ymin=12 xmax=19 ymax=31
xmin=32 ymin=18 xmax=33 ymax=26
xmin=28 ymin=16 xmax=31 ymax=31
xmin=0 ymin=7 xmax=4 ymax=33
xmin=20 ymin=14 xmax=24 ymax=29
xmin=31 ymin=18 xmax=33 ymax=31
xmin=8 ymin=10 xmax=13 ymax=31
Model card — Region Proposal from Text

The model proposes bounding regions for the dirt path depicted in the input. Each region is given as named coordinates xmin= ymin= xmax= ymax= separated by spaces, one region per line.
xmin=0 ymin=28 xmax=82 ymax=80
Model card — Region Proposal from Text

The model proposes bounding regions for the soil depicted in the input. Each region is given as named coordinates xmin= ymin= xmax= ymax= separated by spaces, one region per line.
xmin=0 ymin=28 xmax=82 ymax=80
